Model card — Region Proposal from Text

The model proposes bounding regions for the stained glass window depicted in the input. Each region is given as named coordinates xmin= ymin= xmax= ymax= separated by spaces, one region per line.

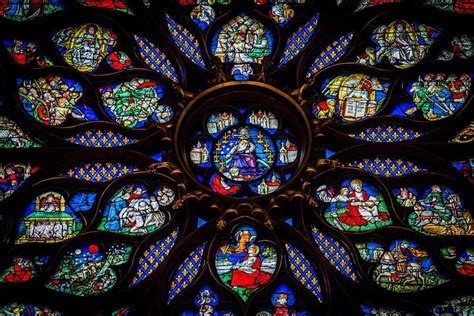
xmin=0 ymin=0 xmax=473 ymax=314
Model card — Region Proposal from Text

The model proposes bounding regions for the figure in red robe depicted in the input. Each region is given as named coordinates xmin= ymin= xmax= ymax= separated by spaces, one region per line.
xmin=3 ymin=257 xmax=33 ymax=282
xmin=83 ymin=0 xmax=128 ymax=9
xmin=211 ymin=174 xmax=240 ymax=195
xmin=273 ymin=293 xmax=295 ymax=316
xmin=339 ymin=179 xmax=389 ymax=226
xmin=454 ymin=0 xmax=474 ymax=14
xmin=230 ymin=244 xmax=271 ymax=289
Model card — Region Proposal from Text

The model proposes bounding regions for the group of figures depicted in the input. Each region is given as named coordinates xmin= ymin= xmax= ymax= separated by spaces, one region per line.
xmin=16 ymin=192 xmax=83 ymax=244
xmin=45 ymin=243 xmax=132 ymax=296
xmin=3 ymin=39 xmax=52 ymax=67
xmin=315 ymin=178 xmax=392 ymax=232
xmin=438 ymin=34 xmax=474 ymax=61
xmin=212 ymin=15 xmax=273 ymax=64
xmin=356 ymin=20 xmax=441 ymax=68
xmin=314 ymin=73 xmax=391 ymax=121
xmin=394 ymin=185 xmax=473 ymax=235
xmin=425 ymin=0 xmax=474 ymax=14
xmin=367 ymin=240 xmax=448 ymax=292
xmin=17 ymin=75 xmax=92 ymax=126
xmin=52 ymin=23 xmax=117 ymax=73
xmin=215 ymin=225 xmax=277 ymax=301
xmin=0 ymin=255 xmax=49 ymax=283
xmin=405 ymin=73 xmax=471 ymax=121
xmin=0 ymin=163 xmax=36 ymax=201
xmin=100 ymin=78 xmax=173 ymax=128
xmin=0 ymin=0 xmax=63 ymax=21
xmin=98 ymin=183 xmax=175 ymax=236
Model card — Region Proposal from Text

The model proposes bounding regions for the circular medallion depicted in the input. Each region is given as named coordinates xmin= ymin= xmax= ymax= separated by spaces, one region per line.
xmin=176 ymin=82 xmax=311 ymax=199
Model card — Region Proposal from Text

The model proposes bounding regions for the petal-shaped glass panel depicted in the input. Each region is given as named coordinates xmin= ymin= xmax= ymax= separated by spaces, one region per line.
xmin=133 ymin=34 xmax=180 ymax=83
xmin=61 ymin=162 xmax=140 ymax=182
xmin=45 ymin=243 xmax=133 ymax=296
xmin=215 ymin=224 xmax=277 ymax=302
xmin=279 ymin=13 xmax=319 ymax=66
xmin=285 ymin=242 xmax=323 ymax=302
xmin=372 ymin=239 xmax=448 ymax=292
xmin=0 ymin=1 xmax=64 ymax=21
xmin=166 ymin=15 xmax=207 ymax=70
xmin=130 ymin=227 xmax=179 ymax=286
xmin=211 ymin=14 xmax=273 ymax=65
xmin=0 ymin=115 xmax=41 ymax=148
xmin=168 ymin=242 xmax=206 ymax=303
xmin=52 ymin=23 xmax=117 ymax=73
xmin=306 ymin=32 xmax=354 ymax=78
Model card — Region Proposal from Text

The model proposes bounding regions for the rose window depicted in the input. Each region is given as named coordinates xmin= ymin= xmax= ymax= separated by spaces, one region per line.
xmin=0 ymin=0 xmax=473 ymax=315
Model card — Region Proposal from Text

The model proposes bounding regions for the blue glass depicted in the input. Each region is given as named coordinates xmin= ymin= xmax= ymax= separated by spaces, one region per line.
xmin=168 ymin=243 xmax=207 ymax=303
xmin=285 ymin=242 xmax=323 ymax=302
xmin=69 ymin=192 xmax=97 ymax=212
xmin=279 ymin=13 xmax=320 ymax=66
xmin=133 ymin=34 xmax=180 ymax=83
xmin=65 ymin=130 xmax=136 ymax=147
xmin=306 ymin=32 xmax=354 ymax=77
xmin=166 ymin=15 xmax=207 ymax=70
xmin=61 ymin=162 xmax=140 ymax=182
xmin=311 ymin=225 xmax=359 ymax=281
xmin=130 ymin=228 xmax=179 ymax=286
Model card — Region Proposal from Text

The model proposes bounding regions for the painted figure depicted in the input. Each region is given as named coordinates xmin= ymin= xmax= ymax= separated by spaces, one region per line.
xmin=100 ymin=78 xmax=171 ymax=128
xmin=357 ymin=20 xmax=440 ymax=68
xmin=212 ymin=15 xmax=273 ymax=64
xmin=373 ymin=240 xmax=448 ymax=292
xmin=319 ymin=73 xmax=390 ymax=121
xmin=394 ymin=185 xmax=474 ymax=235
xmin=16 ymin=191 xmax=83 ymax=244
xmin=99 ymin=183 xmax=174 ymax=236
xmin=52 ymin=23 xmax=117 ymax=73
xmin=316 ymin=179 xmax=391 ymax=231
xmin=1 ymin=257 xmax=34 ymax=282
xmin=456 ymin=248 xmax=474 ymax=276
xmin=215 ymin=225 xmax=277 ymax=301
xmin=191 ymin=4 xmax=216 ymax=30
xmin=107 ymin=51 xmax=133 ymax=70
xmin=0 ymin=163 xmax=36 ymax=201
xmin=211 ymin=173 xmax=241 ymax=196
xmin=46 ymin=243 xmax=131 ymax=296
xmin=214 ymin=126 xmax=274 ymax=182
xmin=17 ymin=75 xmax=89 ymax=126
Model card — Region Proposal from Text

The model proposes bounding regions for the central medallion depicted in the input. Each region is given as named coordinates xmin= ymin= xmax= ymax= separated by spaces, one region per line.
xmin=213 ymin=125 xmax=275 ymax=183
xmin=176 ymin=82 xmax=311 ymax=199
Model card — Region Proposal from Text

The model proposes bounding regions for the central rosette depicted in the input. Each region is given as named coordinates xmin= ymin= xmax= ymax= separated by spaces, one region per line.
xmin=176 ymin=82 xmax=311 ymax=199
xmin=213 ymin=125 xmax=275 ymax=183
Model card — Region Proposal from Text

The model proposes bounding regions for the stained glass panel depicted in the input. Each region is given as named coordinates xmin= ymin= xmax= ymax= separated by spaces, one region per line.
xmin=0 ymin=0 xmax=472 ymax=314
